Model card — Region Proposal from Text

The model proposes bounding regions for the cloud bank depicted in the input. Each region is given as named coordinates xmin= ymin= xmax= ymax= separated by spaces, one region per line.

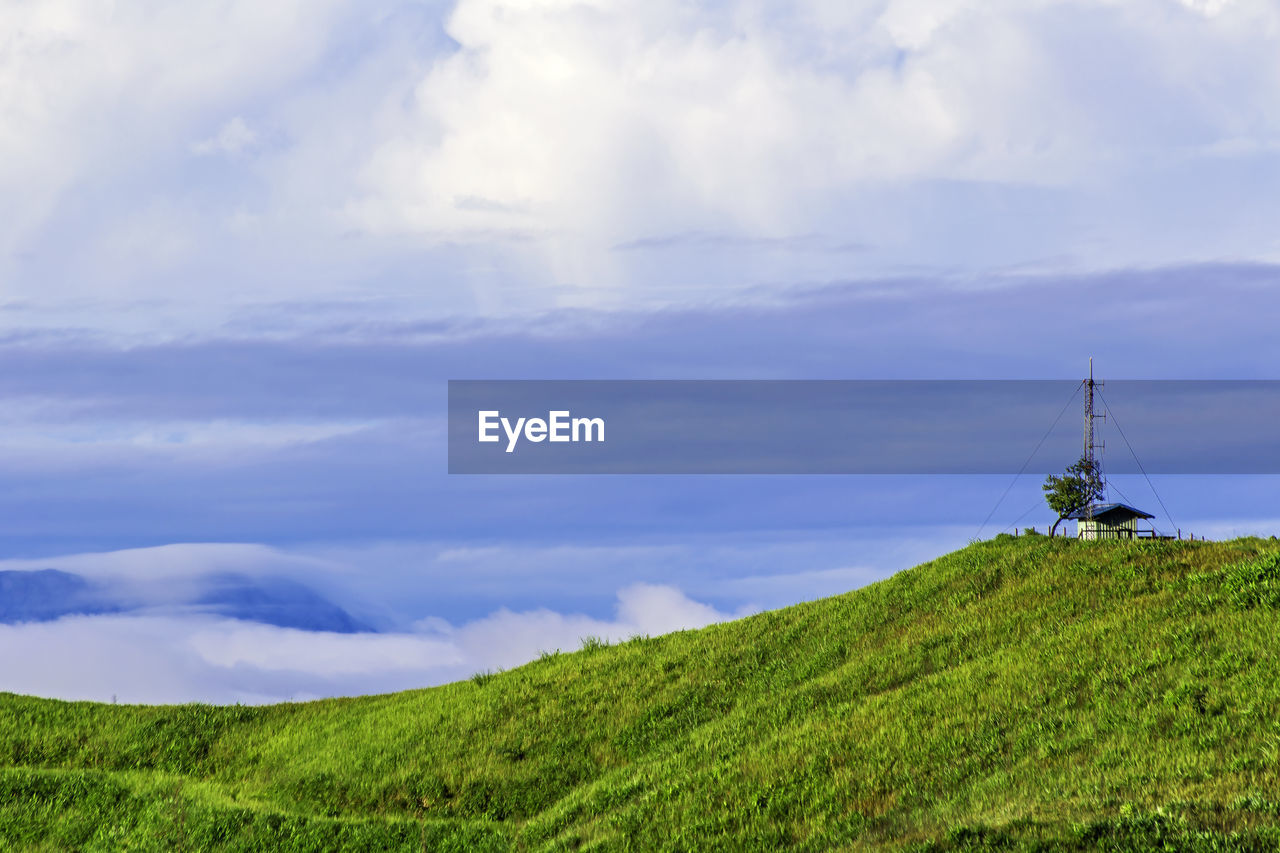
xmin=0 ymin=582 xmax=747 ymax=704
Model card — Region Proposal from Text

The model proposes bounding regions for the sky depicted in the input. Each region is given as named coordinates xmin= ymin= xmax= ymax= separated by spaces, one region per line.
xmin=1 ymin=0 xmax=1279 ymax=703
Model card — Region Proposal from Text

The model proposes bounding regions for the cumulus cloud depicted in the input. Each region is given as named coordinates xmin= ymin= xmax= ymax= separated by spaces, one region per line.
xmin=349 ymin=0 xmax=961 ymax=241
xmin=3 ymin=0 xmax=1280 ymax=333
xmin=0 ymin=583 xmax=745 ymax=704
xmin=348 ymin=0 xmax=1280 ymax=271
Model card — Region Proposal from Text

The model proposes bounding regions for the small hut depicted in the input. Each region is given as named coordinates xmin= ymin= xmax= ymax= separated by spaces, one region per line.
xmin=1067 ymin=502 xmax=1155 ymax=540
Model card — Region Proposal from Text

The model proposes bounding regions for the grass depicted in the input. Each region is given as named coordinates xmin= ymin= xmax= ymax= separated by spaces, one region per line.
xmin=3 ymin=535 xmax=1280 ymax=850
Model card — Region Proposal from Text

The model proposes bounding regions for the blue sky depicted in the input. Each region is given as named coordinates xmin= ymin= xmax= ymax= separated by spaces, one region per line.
xmin=1 ymin=0 xmax=1278 ymax=703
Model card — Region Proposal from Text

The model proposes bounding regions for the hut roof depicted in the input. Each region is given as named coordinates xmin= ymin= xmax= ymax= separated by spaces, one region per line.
xmin=1065 ymin=502 xmax=1155 ymax=521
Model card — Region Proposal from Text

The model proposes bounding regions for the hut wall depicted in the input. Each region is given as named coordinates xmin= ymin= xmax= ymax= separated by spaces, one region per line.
xmin=1078 ymin=517 xmax=1139 ymax=540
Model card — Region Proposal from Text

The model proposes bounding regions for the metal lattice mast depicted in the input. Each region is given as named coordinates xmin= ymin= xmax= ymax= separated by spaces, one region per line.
xmin=1083 ymin=357 xmax=1105 ymax=524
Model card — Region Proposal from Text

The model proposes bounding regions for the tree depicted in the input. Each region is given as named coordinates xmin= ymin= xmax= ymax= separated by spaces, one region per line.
xmin=1043 ymin=455 xmax=1105 ymax=538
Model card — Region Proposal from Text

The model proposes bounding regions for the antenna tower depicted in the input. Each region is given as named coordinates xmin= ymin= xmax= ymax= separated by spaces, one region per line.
xmin=1084 ymin=357 xmax=1105 ymax=522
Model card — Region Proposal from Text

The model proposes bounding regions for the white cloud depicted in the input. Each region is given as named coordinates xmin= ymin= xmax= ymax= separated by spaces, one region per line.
xmin=189 ymin=620 xmax=463 ymax=674
xmin=437 ymin=583 xmax=753 ymax=669
xmin=0 ymin=0 xmax=354 ymax=255
xmin=2 ymin=0 xmax=1280 ymax=332
xmin=1176 ymin=0 xmax=1236 ymax=18
xmin=0 ymin=583 xmax=745 ymax=704
xmin=306 ymin=0 xmax=1274 ymax=316
xmin=349 ymin=0 xmax=1280 ymax=245
xmin=190 ymin=116 xmax=258 ymax=156
xmin=0 ymin=542 xmax=340 ymax=583
xmin=614 ymin=583 xmax=736 ymax=635
xmin=349 ymin=0 xmax=963 ymax=243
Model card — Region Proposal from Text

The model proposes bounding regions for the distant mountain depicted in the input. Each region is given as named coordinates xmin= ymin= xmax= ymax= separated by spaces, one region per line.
xmin=0 ymin=569 xmax=118 ymax=623
xmin=193 ymin=573 xmax=370 ymax=633
xmin=0 ymin=568 xmax=368 ymax=633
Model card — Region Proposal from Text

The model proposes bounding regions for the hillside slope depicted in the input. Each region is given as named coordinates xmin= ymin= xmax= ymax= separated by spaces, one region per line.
xmin=3 ymin=536 xmax=1280 ymax=850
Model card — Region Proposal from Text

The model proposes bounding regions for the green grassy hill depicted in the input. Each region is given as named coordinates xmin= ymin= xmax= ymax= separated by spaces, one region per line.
xmin=4 ymin=535 xmax=1280 ymax=851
